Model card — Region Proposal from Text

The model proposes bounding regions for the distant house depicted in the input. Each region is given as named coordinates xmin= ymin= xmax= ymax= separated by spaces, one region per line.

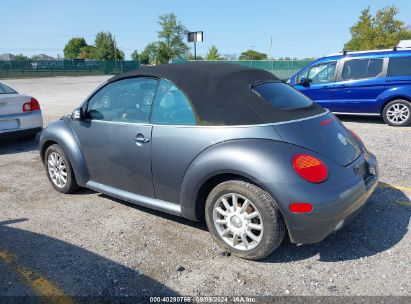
xmin=31 ymin=54 xmax=56 ymax=61
xmin=0 ymin=53 xmax=16 ymax=61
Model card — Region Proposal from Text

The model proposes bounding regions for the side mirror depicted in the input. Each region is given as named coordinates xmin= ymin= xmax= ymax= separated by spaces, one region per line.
xmin=71 ymin=108 xmax=83 ymax=121
xmin=298 ymin=77 xmax=310 ymax=87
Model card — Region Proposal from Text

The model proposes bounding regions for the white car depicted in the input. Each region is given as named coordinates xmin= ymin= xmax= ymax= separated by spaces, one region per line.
xmin=0 ymin=81 xmax=43 ymax=139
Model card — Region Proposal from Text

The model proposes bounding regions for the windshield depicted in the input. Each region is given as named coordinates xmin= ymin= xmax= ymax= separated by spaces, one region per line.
xmin=253 ymin=82 xmax=313 ymax=109
xmin=0 ymin=82 xmax=17 ymax=94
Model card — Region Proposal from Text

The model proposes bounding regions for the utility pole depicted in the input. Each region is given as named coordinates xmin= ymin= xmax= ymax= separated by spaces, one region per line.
xmin=269 ymin=37 xmax=273 ymax=59
xmin=114 ymin=35 xmax=117 ymax=61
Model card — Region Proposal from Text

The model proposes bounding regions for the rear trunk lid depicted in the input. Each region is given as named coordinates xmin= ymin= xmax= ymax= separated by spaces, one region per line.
xmin=0 ymin=94 xmax=31 ymax=116
xmin=274 ymin=112 xmax=361 ymax=166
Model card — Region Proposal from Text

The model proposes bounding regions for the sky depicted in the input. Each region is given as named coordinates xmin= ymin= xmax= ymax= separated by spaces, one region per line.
xmin=1 ymin=0 xmax=411 ymax=60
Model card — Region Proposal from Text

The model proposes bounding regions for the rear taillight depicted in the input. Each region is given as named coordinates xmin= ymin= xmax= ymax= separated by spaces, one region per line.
xmin=320 ymin=118 xmax=333 ymax=126
xmin=22 ymin=98 xmax=41 ymax=112
xmin=292 ymin=154 xmax=328 ymax=183
xmin=289 ymin=202 xmax=313 ymax=213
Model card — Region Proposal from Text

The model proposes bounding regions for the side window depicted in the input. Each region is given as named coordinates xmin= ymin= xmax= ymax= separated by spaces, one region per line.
xmin=387 ymin=56 xmax=411 ymax=77
xmin=151 ymin=80 xmax=196 ymax=125
xmin=342 ymin=58 xmax=383 ymax=80
xmin=367 ymin=59 xmax=384 ymax=77
xmin=86 ymin=78 xmax=158 ymax=123
xmin=296 ymin=66 xmax=310 ymax=83
xmin=308 ymin=62 xmax=336 ymax=84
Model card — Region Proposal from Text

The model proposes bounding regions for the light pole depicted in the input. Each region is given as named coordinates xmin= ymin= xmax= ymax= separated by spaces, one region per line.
xmin=187 ymin=31 xmax=203 ymax=60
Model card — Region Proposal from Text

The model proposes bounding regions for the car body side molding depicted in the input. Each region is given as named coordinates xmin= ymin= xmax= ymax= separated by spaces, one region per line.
xmin=86 ymin=181 xmax=182 ymax=216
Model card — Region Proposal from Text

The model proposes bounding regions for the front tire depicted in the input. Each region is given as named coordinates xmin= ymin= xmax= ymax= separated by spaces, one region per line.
xmin=382 ymin=100 xmax=411 ymax=126
xmin=44 ymin=144 xmax=79 ymax=193
xmin=205 ymin=180 xmax=285 ymax=260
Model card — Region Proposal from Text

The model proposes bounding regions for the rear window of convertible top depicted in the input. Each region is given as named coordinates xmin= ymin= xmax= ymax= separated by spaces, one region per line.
xmin=252 ymin=82 xmax=313 ymax=110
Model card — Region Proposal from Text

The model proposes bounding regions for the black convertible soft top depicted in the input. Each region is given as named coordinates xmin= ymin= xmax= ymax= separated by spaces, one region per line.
xmin=109 ymin=62 xmax=325 ymax=125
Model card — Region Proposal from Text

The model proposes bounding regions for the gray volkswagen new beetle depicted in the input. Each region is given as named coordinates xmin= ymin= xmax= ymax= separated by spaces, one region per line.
xmin=40 ymin=62 xmax=379 ymax=260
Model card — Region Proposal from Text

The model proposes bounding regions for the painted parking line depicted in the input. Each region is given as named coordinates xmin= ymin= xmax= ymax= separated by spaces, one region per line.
xmin=396 ymin=201 xmax=411 ymax=208
xmin=379 ymin=183 xmax=411 ymax=193
xmin=0 ymin=249 xmax=74 ymax=304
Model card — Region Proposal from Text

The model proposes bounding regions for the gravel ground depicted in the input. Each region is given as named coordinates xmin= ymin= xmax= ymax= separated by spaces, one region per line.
xmin=0 ymin=76 xmax=410 ymax=300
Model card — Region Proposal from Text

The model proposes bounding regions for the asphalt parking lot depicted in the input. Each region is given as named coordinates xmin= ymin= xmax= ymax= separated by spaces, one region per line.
xmin=0 ymin=76 xmax=410 ymax=299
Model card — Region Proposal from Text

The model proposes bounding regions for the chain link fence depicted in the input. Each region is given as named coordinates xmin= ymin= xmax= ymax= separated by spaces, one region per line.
xmin=221 ymin=60 xmax=311 ymax=80
xmin=171 ymin=59 xmax=312 ymax=80
xmin=1 ymin=59 xmax=311 ymax=80
xmin=0 ymin=60 xmax=140 ymax=78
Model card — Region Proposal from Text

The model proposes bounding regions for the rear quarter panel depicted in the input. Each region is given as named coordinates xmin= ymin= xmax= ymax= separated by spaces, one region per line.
xmin=151 ymin=125 xmax=282 ymax=205
xmin=373 ymin=78 xmax=411 ymax=112
xmin=179 ymin=138 xmax=349 ymax=222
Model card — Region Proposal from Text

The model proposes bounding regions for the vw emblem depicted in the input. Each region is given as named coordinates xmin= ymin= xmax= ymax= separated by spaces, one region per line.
xmin=338 ymin=133 xmax=348 ymax=145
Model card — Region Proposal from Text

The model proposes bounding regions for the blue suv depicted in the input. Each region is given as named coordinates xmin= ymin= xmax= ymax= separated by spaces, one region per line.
xmin=288 ymin=48 xmax=411 ymax=126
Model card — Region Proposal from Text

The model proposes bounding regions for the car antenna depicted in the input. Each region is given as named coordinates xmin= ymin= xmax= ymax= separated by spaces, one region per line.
xmin=342 ymin=50 xmax=348 ymax=56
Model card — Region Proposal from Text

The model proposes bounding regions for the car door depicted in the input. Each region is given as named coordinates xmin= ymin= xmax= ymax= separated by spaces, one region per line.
xmin=331 ymin=57 xmax=386 ymax=113
xmin=294 ymin=61 xmax=337 ymax=110
xmin=150 ymin=79 xmax=198 ymax=204
xmin=69 ymin=77 xmax=158 ymax=197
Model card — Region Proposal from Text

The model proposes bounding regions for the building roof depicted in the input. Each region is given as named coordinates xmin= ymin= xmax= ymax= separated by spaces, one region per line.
xmin=0 ymin=53 xmax=16 ymax=61
xmin=109 ymin=62 xmax=324 ymax=125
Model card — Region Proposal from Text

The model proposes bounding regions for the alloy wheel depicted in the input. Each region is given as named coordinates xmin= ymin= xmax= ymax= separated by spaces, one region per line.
xmin=213 ymin=193 xmax=264 ymax=251
xmin=386 ymin=103 xmax=410 ymax=124
xmin=47 ymin=152 xmax=67 ymax=188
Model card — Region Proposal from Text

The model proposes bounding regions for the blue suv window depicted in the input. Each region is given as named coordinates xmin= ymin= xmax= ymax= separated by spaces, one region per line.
xmin=342 ymin=58 xmax=383 ymax=80
xmin=387 ymin=56 xmax=411 ymax=77
xmin=308 ymin=62 xmax=336 ymax=84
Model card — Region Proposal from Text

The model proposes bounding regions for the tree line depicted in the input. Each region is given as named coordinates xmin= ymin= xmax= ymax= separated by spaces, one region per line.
xmin=9 ymin=5 xmax=411 ymax=63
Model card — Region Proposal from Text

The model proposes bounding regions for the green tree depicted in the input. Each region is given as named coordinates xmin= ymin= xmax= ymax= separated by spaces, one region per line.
xmin=130 ymin=50 xmax=140 ymax=61
xmin=239 ymin=50 xmax=268 ymax=60
xmin=157 ymin=13 xmax=189 ymax=61
xmin=140 ymin=42 xmax=159 ymax=64
xmin=155 ymin=41 xmax=174 ymax=64
xmin=79 ymin=45 xmax=95 ymax=59
xmin=139 ymin=13 xmax=189 ymax=64
xmin=14 ymin=54 xmax=29 ymax=61
xmin=205 ymin=45 xmax=221 ymax=60
xmin=186 ymin=54 xmax=203 ymax=60
xmin=63 ymin=38 xmax=88 ymax=59
xmin=94 ymin=32 xmax=124 ymax=60
xmin=344 ymin=6 xmax=411 ymax=50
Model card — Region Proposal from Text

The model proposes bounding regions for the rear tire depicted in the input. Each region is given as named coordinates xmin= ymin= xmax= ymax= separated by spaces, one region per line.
xmin=382 ymin=99 xmax=411 ymax=126
xmin=205 ymin=180 xmax=285 ymax=260
xmin=44 ymin=144 xmax=79 ymax=194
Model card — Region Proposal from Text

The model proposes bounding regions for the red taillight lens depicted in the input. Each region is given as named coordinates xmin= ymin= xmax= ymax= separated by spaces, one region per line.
xmin=292 ymin=154 xmax=328 ymax=183
xmin=289 ymin=202 xmax=313 ymax=213
xmin=22 ymin=98 xmax=41 ymax=112
xmin=320 ymin=118 xmax=333 ymax=126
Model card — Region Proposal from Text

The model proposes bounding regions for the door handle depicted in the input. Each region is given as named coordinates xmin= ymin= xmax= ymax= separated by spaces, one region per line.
xmin=133 ymin=134 xmax=150 ymax=144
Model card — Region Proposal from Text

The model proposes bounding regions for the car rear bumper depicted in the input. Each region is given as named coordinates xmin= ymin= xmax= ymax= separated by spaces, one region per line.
xmin=0 ymin=111 xmax=43 ymax=135
xmin=281 ymin=152 xmax=379 ymax=244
